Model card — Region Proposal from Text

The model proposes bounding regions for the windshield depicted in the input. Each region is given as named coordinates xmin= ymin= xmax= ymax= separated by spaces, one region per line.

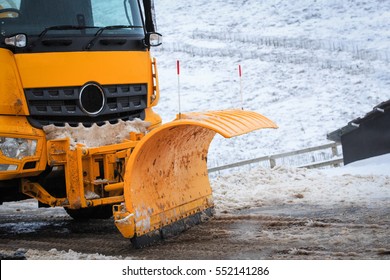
xmin=0 ymin=0 xmax=144 ymax=37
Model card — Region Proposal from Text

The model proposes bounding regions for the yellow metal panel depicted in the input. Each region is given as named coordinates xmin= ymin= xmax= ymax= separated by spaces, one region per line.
xmin=150 ymin=57 xmax=160 ymax=107
xmin=144 ymin=107 xmax=162 ymax=129
xmin=0 ymin=49 xmax=29 ymax=115
xmin=115 ymin=109 xmax=277 ymax=238
xmin=114 ymin=205 xmax=135 ymax=239
xmin=65 ymin=146 xmax=87 ymax=209
xmin=178 ymin=109 xmax=278 ymax=138
xmin=124 ymin=125 xmax=215 ymax=237
xmin=15 ymin=51 xmax=153 ymax=88
xmin=0 ymin=115 xmax=44 ymax=137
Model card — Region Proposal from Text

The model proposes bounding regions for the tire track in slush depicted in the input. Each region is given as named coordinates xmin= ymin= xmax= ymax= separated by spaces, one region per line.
xmin=0 ymin=205 xmax=389 ymax=259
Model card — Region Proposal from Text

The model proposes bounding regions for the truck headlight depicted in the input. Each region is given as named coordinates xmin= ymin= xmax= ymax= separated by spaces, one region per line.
xmin=0 ymin=138 xmax=37 ymax=159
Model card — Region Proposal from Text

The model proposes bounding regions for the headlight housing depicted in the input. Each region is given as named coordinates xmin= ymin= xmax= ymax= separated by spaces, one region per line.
xmin=0 ymin=137 xmax=37 ymax=159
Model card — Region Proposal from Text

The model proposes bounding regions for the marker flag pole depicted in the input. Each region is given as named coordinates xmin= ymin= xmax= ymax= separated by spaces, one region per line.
xmin=177 ymin=60 xmax=181 ymax=119
xmin=239 ymin=64 xmax=244 ymax=110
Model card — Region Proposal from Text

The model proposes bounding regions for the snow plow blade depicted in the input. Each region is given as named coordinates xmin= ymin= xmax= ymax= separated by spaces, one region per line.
xmin=113 ymin=109 xmax=277 ymax=247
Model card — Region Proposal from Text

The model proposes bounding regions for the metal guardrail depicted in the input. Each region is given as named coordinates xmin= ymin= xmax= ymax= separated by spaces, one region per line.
xmin=208 ymin=142 xmax=343 ymax=173
xmin=298 ymin=157 xmax=344 ymax=169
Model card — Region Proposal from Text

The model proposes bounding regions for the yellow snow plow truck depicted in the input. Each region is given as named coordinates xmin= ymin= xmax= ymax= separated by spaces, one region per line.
xmin=0 ymin=0 xmax=277 ymax=247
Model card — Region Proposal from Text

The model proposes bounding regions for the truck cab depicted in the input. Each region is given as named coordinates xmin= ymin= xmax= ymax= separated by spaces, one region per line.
xmin=0 ymin=0 xmax=162 ymax=204
xmin=0 ymin=1 xmax=278 ymax=245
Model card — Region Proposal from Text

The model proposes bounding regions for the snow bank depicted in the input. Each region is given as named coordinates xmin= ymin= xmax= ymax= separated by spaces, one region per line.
xmin=43 ymin=119 xmax=150 ymax=149
xmin=325 ymin=153 xmax=390 ymax=176
xmin=211 ymin=158 xmax=390 ymax=214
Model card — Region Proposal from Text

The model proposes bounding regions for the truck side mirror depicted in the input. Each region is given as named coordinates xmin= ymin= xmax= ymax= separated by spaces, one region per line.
xmin=5 ymin=34 xmax=27 ymax=48
xmin=144 ymin=32 xmax=162 ymax=47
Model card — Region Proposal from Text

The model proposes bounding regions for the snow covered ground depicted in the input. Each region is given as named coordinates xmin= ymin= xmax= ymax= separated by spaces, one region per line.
xmin=152 ymin=0 xmax=390 ymax=167
xmin=212 ymin=154 xmax=390 ymax=215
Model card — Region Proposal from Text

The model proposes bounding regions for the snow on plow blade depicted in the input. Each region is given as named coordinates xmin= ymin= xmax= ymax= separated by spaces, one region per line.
xmin=113 ymin=109 xmax=277 ymax=247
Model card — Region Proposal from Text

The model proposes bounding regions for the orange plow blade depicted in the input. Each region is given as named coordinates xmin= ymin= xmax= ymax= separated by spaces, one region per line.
xmin=113 ymin=109 xmax=277 ymax=247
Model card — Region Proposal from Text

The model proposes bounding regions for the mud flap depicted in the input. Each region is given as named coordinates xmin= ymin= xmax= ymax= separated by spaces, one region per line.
xmin=113 ymin=110 xmax=277 ymax=246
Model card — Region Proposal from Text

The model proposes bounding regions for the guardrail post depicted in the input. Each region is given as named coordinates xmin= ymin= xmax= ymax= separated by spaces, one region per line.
xmin=331 ymin=144 xmax=340 ymax=167
xmin=269 ymin=157 xmax=276 ymax=168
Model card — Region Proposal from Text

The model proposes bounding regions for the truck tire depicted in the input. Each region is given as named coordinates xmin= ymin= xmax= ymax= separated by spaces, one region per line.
xmin=65 ymin=205 xmax=113 ymax=220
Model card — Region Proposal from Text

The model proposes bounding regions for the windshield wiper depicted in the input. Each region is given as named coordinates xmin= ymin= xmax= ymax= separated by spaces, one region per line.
xmin=84 ymin=25 xmax=143 ymax=50
xmin=30 ymin=25 xmax=100 ymax=48
xmin=39 ymin=25 xmax=100 ymax=38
